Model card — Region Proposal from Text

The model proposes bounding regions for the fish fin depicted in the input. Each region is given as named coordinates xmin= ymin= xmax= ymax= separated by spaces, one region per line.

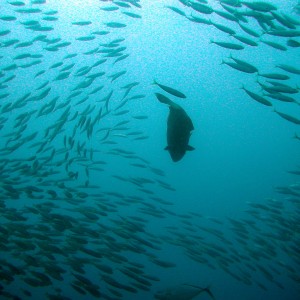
xmin=186 ymin=145 xmax=195 ymax=151
xmin=203 ymin=286 xmax=216 ymax=300
xmin=152 ymin=79 xmax=158 ymax=85
xmin=164 ymin=146 xmax=170 ymax=150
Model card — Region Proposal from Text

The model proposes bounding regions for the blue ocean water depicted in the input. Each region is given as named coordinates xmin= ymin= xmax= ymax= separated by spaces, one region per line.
xmin=0 ymin=0 xmax=299 ymax=299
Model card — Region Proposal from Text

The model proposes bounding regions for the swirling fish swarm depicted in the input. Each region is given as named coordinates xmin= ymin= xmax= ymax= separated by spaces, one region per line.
xmin=0 ymin=0 xmax=299 ymax=299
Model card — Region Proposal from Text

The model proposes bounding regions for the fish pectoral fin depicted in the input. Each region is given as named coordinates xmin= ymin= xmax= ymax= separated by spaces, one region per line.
xmin=186 ymin=145 xmax=195 ymax=151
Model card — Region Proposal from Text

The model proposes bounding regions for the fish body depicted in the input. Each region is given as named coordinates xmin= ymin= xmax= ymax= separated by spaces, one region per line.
xmin=241 ymin=1 xmax=277 ymax=12
xmin=153 ymin=80 xmax=186 ymax=98
xmin=277 ymin=64 xmax=300 ymax=75
xmin=156 ymin=93 xmax=194 ymax=162
xmin=232 ymin=34 xmax=258 ymax=46
xmin=210 ymin=40 xmax=244 ymax=50
xmin=241 ymin=86 xmax=272 ymax=106
xmin=222 ymin=56 xmax=258 ymax=74
xmin=155 ymin=284 xmax=215 ymax=300
xmin=258 ymin=73 xmax=289 ymax=80
xmin=274 ymin=110 xmax=300 ymax=124
xmin=72 ymin=21 xmax=91 ymax=26
xmin=105 ymin=22 xmax=126 ymax=28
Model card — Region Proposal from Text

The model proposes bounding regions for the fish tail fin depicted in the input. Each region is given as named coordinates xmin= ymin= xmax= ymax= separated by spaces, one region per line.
xmin=203 ymin=286 xmax=216 ymax=300
xmin=152 ymin=79 xmax=158 ymax=86
xmin=256 ymin=78 xmax=263 ymax=90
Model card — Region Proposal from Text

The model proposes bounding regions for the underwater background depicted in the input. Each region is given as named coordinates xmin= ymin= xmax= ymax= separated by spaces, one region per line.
xmin=0 ymin=0 xmax=299 ymax=299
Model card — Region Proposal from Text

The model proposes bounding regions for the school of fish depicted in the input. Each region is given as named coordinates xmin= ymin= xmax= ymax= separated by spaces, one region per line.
xmin=0 ymin=0 xmax=299 ymax=299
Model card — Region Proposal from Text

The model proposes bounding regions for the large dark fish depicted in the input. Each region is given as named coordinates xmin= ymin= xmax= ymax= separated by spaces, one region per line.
xmin=156 ymin=93 xmax=194 ymax=162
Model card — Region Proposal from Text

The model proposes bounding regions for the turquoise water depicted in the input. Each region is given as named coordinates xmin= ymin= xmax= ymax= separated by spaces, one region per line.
xmin=0 ymin=0 xmax=299 ymax=299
